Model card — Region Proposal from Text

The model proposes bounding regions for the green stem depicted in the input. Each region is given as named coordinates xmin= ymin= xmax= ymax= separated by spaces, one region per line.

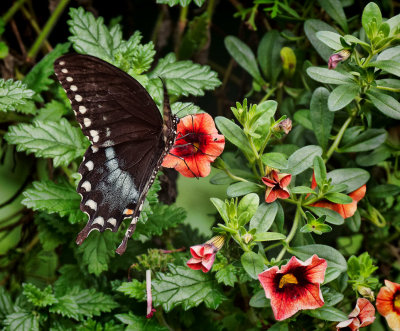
xmin=174 ymin=5 xmax=188 ymax=54
xmin=259 ymin=87 xmax=276 ymax=103
xmin=264 ymin=242 xmax=283 ymax=252
xmin=325 ymin=115 xmax=353 ymax=161
xmin=26 ymin=0 xmax=70 ymax=60
xmin=276 ymin=206 xmax=301 ymax=262
xmin=2 ymin=0 xmax=28 ymax=23
xmin=376 ymin=86 xmax=400 ymax=93
xmin=224 ymin=169 xmax=249 ymax=183
xmin=155 ymin=309 xmax=173 ymax=331
xmin=259 ymin=129 xmax=272 ymax=156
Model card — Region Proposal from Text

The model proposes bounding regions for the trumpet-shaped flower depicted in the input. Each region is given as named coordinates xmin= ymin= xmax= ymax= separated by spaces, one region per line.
xmin=377 ymin=280 xmax=400 ymax=331
xmin=336 ymin=298 xmax=375 ymax=330
xmin=262 ymin=170 xmax=292 ymax=203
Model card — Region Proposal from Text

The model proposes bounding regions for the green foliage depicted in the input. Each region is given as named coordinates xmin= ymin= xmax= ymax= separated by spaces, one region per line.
xmin=0 ymin=79 xmax=35 ymax=112
xmin=23 ymin=283 xmax=57 ymax=307
xmin=347 ymin=252 xmax=379 ymax=290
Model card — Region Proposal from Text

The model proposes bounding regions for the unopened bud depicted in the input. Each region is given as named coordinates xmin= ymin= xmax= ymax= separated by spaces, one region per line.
xmin=328 ymin=49 xmax=351 ymax=70
xmin=242 ymin=233 xmax=253 ymax=244
xmin=275 ymin=118 xmax=292 ymax=134
xmin=358 ymin=286 xmax=375 ymax=301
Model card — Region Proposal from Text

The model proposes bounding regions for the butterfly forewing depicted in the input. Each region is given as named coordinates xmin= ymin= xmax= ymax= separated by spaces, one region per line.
xmin=54 ymin=54 xmax=176 ymax=254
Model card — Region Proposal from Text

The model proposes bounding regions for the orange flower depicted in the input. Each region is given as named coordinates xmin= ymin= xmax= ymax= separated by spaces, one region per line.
xmin=258 ymin=255 xmax=327 ymax=321
xmin=377 ymin=280 xmax=400 ymax=331
xmin=336 ymin=298 xmax=375 ymax=330
xmin=162 ymin=113 xmax=225 ymax=178
xmin=262 ymin=170 xmax=292 ymax=203
xmin=310 ymin=175 xmax=366 ymax=219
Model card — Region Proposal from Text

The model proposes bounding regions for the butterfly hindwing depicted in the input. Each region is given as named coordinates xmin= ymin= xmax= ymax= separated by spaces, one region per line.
xmin=54 ymin=54 xmax=178 ymax=254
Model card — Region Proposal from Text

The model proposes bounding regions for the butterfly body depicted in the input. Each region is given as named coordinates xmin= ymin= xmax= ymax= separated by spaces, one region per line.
xmin=54 ymin=54 xmax=178 ymax=254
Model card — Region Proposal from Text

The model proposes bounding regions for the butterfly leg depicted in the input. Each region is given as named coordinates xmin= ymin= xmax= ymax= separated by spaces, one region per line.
xmin=115 ymin=217 xmax=138 ymax=255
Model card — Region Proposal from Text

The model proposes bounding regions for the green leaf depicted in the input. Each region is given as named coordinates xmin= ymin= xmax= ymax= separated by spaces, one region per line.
xmin=226 ymin=182 xmax=261 ymax=197
xmin=241 ymin=252 xmax=264 ymax=280
xmin=301 ymin=217 xmax=332 ymax=235
xmin=24 ymin=43 xmax=70 ymax=95
xmin=290 ymin=244 xmax=347 ymax=283
xmin=325 ymin=192 xmax=353 ymax=204
xmin=328 ymin=84 xmax=359 ymax=111
xmin=225 ymin=36 xmax=263 ymax=84
xmin=343 ymin=34 xmax=370 ymax=48
xmin=356 ymin=144 xmax=391 ymax=167
xmin=327 ymin=168 xmax=370 ymax=193
xmin=316 ymin=31 xmax=343 ymax=50
xmin=116 ymin=312 xmax=168 ymax=331
xmin=369 ymin=60 xmax=400 ymax=78
xmin=22 ymin=180 xmax=84 ymax=224
xmin=307 ymin=206 xmax=344 ymax=225
xmin=0 ymin=287 xmax=14 ymax=319
xmin=117 ymin=280 xmax=146 ymax=301
xmin=367 ymin=88 xmax=400 ymax=119
xmin=78 ymin=231 xmax=120 ymax=276
xmin=310 ymin=87 xmax=334 ymax=150
xmin=307 ymin=66 xmax=354 ymax=85
xmin=171 ymin=102 xmax=202 ymax=117
xmin=130 ymin=42 xmax=156 ymax=75
xmin=216 ymin=118 xmax=252 ymax=151
xmin=0 ymin=79 xmax=35 ymax=112
xmin=0 ymin=41 xmax=9 ymax=59
xmin=304 ymin=19 xmax=339 ymax=61
xmin=377 ymin=46 xmax=400 ymax=62
xmin=339 ymin=128 xmax=387 ymax=153
xmin=35 ymin=100 xmax=67 ymax=121
xmin=362 ymin=2 xmax=382 ymax=40
xmin=237 ymin=193 xmax=259 ymax=226
xmin=153 ymin=264 xmax=225 ymax=312
xmin=291 ymin=186 xmax=316 ymax=195
xmin=210 ymin=197 xmax=229 ymax=223
xmin=5 ymin=119 xmax=89 ymax=167
xmin=249 ymin=290 xmax=270 ymax=308
xmin=178 ymin=13 xmax=210 ymax=59
xmin=306 ymin=306 xmax=348 ymax=321
xmin=318 ymin=0 xmax=348 ymax=31
xmin=287 ymin=145 xmax=323 ymax=175
xmin=23 ymin=283 xmax=57 ymax=308
xmin=322 ymin=287 xmax=344 ymax=306
xmin=253 ymin=232 xmax=286 ymax=242
xmin=149 ymin=53 xmax=221 ymax=97
xmin=261 ymin=152 xmax=288 ymax=169
xmin=4 ymin=311 xmax=39 ymax=331
xmin=369 ymin=184 xmax=400 ymax=198
xmin=68 ymin=7 xmax=120 ymax=62
xmin=347 ymin=210 xmax=361 ymax=232
xmin=293 ymin=109 xmax=313 ymax=131
xmin=257 ymin=30 xmax=283 ymax=84
xmin=313 ymin=155 xmax=327 ymax=187
xmin=215 ymin=264 xmax=237 ymax=287
xmin=386 ymin=13 xmax=400 ymax=35
xmin=249 ymin=202 xmax=278 ymax=232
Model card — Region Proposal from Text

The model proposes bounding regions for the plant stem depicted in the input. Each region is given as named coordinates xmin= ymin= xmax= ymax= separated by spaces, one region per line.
xmin=325 ymin=115 xmax=353 ymax=161
xmin=276 ymin=206 xmax=301 ymax=261
xmin=223 ymin=169 xmax=249 ymax=183
xmin=174 ymin=5 xmax=188 ymax=54
xmin=2 ymin=0 xmax=27 ymax=23
xmin=26 ymin=0 xmax=70 ymax=60
xmin=21 ymin=6 xmax=52 ymax=52
xmin=155 ymin=309 xmax=173 ymax=331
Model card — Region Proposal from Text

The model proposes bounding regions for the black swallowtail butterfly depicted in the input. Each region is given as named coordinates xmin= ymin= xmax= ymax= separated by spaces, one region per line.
xmin=54 ymin=54 xmax=178 ymax=255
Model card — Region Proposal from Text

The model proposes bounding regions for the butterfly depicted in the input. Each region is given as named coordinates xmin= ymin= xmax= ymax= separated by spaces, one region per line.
xmin=54 ymin=54 xmax=179 ymax=255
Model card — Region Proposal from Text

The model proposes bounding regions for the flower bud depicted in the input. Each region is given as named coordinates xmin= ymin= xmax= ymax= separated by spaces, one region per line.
xmin=274 ymin=118 xmax=292 ymax=135
xmin=328 ymin=49 xmax=351 ymax=69
xmin=242 ymin=233 xmax=253 ymax=244
xmin=358 ymin=285 xmax=375 ymax=301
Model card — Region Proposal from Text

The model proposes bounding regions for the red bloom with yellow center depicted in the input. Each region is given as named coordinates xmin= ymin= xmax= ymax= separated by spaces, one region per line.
xmin=162 ymin=113 xmax=225 ymax=178
xmin=336 ymin=298 xmax=376 ymax=330
xmin=258 ymin=255 xmax=327 ymax=321
xmin=262 ymin=170 xmax=292 ymax=203
xmin=186 ymin=235 xmax=225 ymax=273
xmin=377 ymin=280 xmax=400 ymax=331
xmin=310 ymin=175 xmax=366 ymax=219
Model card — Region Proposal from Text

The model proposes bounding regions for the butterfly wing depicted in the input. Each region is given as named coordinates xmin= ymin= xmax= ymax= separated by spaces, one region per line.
xmin=54 ymin=54 xmax=174 ymax=254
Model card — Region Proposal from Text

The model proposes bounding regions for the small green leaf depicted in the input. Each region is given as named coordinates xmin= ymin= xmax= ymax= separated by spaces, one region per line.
xmin=317 ymin=0 xmax=348 ymax=31
xmin=249 ymin=202 xmax=278 ymax=232
xmin=249 ymin=290 xmax=270 ymax=308
xmin=327 ymin=168 xmax=370 ymax=193
xmin=253 ymin=232 xmax=286 ymax=242
xmin=117 ymin=280 xmax=146 ymax=301
xmin=257 ymin=30 xmax=283 ymax=84
xmin=241 ymin=252 xmax=265 ymax=280
xmin=23 ymin=284 xmax=57 ymax=308
xmin=215 ymin=264 xmax=237 ymax=287
xmin=325 ymin=192 xmax=353 ymax=204
xmin=226 ymin=182 xmax=261 ymax=197
xmin=294 ymin=109 xmax=313 ymax=131
xmin=4 ymin=311 xmax=39 ymax=331
xmin=368 ymin=60 xmax=400 ymax=78
xmin=362 ymin=2 xmax=382 ymax=40
xmin=307 ymin=67 xmax=354 ymax=85
xmin=171 ymin=102 xmax=202 ymax=117
xmin=347 ymin=210 xmax=361 ymax=232
xmin=237 ymin=193 xmax=259 ymax=226
xmin=0 ymin=287 xmax=14 ymax=320
xmin=328 ymin=84 xmax=359 ymax=111
xmin=215 ymin=117 xmax=253 ymax=154
xmin=5 ymin=119 xmax=89 ymax=167
xmin=0 ymin=79 xmax=35 ymax=112
xmin=310 ymin=87 xmax=334 ymax=150
xmin=306 ymin=306 xmax=348 ymax=321
xmin=316 ymin=31 xmax=343 ymax=50
xmin=367 ymin=89 xmax=400 ymax=119
xmin=116 ymin=312 xmax=168 ymax=331
xmin=261 ymin=152 xmax=288 ymax=169
xmin=287 ymin=145 xmax=323 ymax=175
xmin=339 ymin=128 xmax=387 ymax=153
xmin=313 ymin=155 xmax=327 ymax=188
xmin=322 ymin=287 xmax=344 ymax=306
xmin=210 ymin=198 xmax=229 ymax=223
xmin=307 ymin=206 xmax=344 ymax=225
xmin=225 ymin=36 xmax=263 ymax=84
xmin=291 ymin=186 xmax=317 ymax=195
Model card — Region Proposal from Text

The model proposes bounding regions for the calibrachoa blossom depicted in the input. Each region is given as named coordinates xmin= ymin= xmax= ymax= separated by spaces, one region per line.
xmin=377 ymin=280 xmax=400 ymax=331
xmin=328 ymin=49 xmax=351 ymax=69
xmin=310 ymin=175 xmax=366 ymax=219
xmin=258 ymin=255 xmax=327 ymax=321
xmin=336 ymin=298 xmax=375 ymax=330
xmin=187 ymin=235 xmax=225 ymax=273
xmin=162 ymin=113 xmax=225 ymax=178
xmin=262 ymin=170 xmax=292 ymax=203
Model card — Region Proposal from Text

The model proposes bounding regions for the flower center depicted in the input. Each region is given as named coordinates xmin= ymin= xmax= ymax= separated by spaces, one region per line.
xmin=279 ymin=273 xmax=298 ymax=288
xmin=394 ymin=294 xmax=400 ymax=309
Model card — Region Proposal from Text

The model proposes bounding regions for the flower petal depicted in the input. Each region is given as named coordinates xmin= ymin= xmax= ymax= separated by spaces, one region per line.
xmin=277 ymin=173 xmax=292 ymax=188
xmin=265 ymin=187 xmax=278 ymax=203
xmin=377 ymin=284 xmax=397 ymax=317
xmin=201 ymin=254 xmax=216 ymax=273
xmin=384 ymin=312 xmax=400 ymax=331
xmin=353 ymin=298 xmax=375 ymax=327
xmin=349 ymin=185 xmax=366 ymax=202
xmin=190 ymin=245 xmax=205 ymax=259
xmin=262 ymin=177 xmax=277 ymax=187
xmin=258 ymin=266 xmax=280 ymax=299
xmin=276 ymin=188 xmax=290 ymax=200
xmin=187 ymin=258 xmax=203 ymax=270
xmin=336 ymin=318 xmax=359 ymax=330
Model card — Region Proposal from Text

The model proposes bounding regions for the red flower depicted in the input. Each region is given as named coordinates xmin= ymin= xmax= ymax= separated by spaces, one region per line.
xmin=162 ymin=113 xmax=225 ymax=178
xmin=258 ymin=255 xmax=327 ymax=321
xmin=377 ymin=280 xmax=400 ymax=331
xmin=328 ymin=50 xmax=351 ymax=69
xmin=262 ymin=170 xmax=292 ymax=203
xmin=336 ymin=298 xmax=376 ymax=330
xmin=310 ymin=175 xmax=366 ymax=219
xmin=186 ymin=235 xmax=225 ymax=273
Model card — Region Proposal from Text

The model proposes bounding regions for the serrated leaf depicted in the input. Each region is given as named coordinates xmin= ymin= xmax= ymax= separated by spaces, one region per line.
xmin=68 ymin=7 xmax=121 ymax=62
xmin=49 ymin=294 xmax=80 ymax=320
xmin=22 ymin=180 xmax=85 ymax=224
xmin=116 ymin=312 xmax=168 ymax=331
xmin=215 ymin=264 xmax=237 ymax=287
xmin=149 ymin=53 xmax=221 ymax=97
xmin=22 ymin=283 xmax=57 ymax=308
xmin=54 ymin=265 xmax=88 ymax=296
xmin=117 ymin=280 xmax=146 ymax=301
xmin=131 ymin=42 xmax=156 ymax=75
xmin=5 ymin=118 xmax=89 ymax=167
xmin=171 ymin=102 xmax=202 ymax=117
xmin=78 ymin=230 xmax=120 ymax=276
xmin=153 ymin=264 xmax=225 ymax=312
xmin=3 ymin=311 xmax=39 ymax=331
xmin=0 ymin=79 xmax=35 ymax=112
xmin=35 ymin=100 xmax=67 ymax=121
xmin=0 ymin=287 xmax=14 ymax=319
xmin=24 ymin=43 xmax=70 ymax=95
